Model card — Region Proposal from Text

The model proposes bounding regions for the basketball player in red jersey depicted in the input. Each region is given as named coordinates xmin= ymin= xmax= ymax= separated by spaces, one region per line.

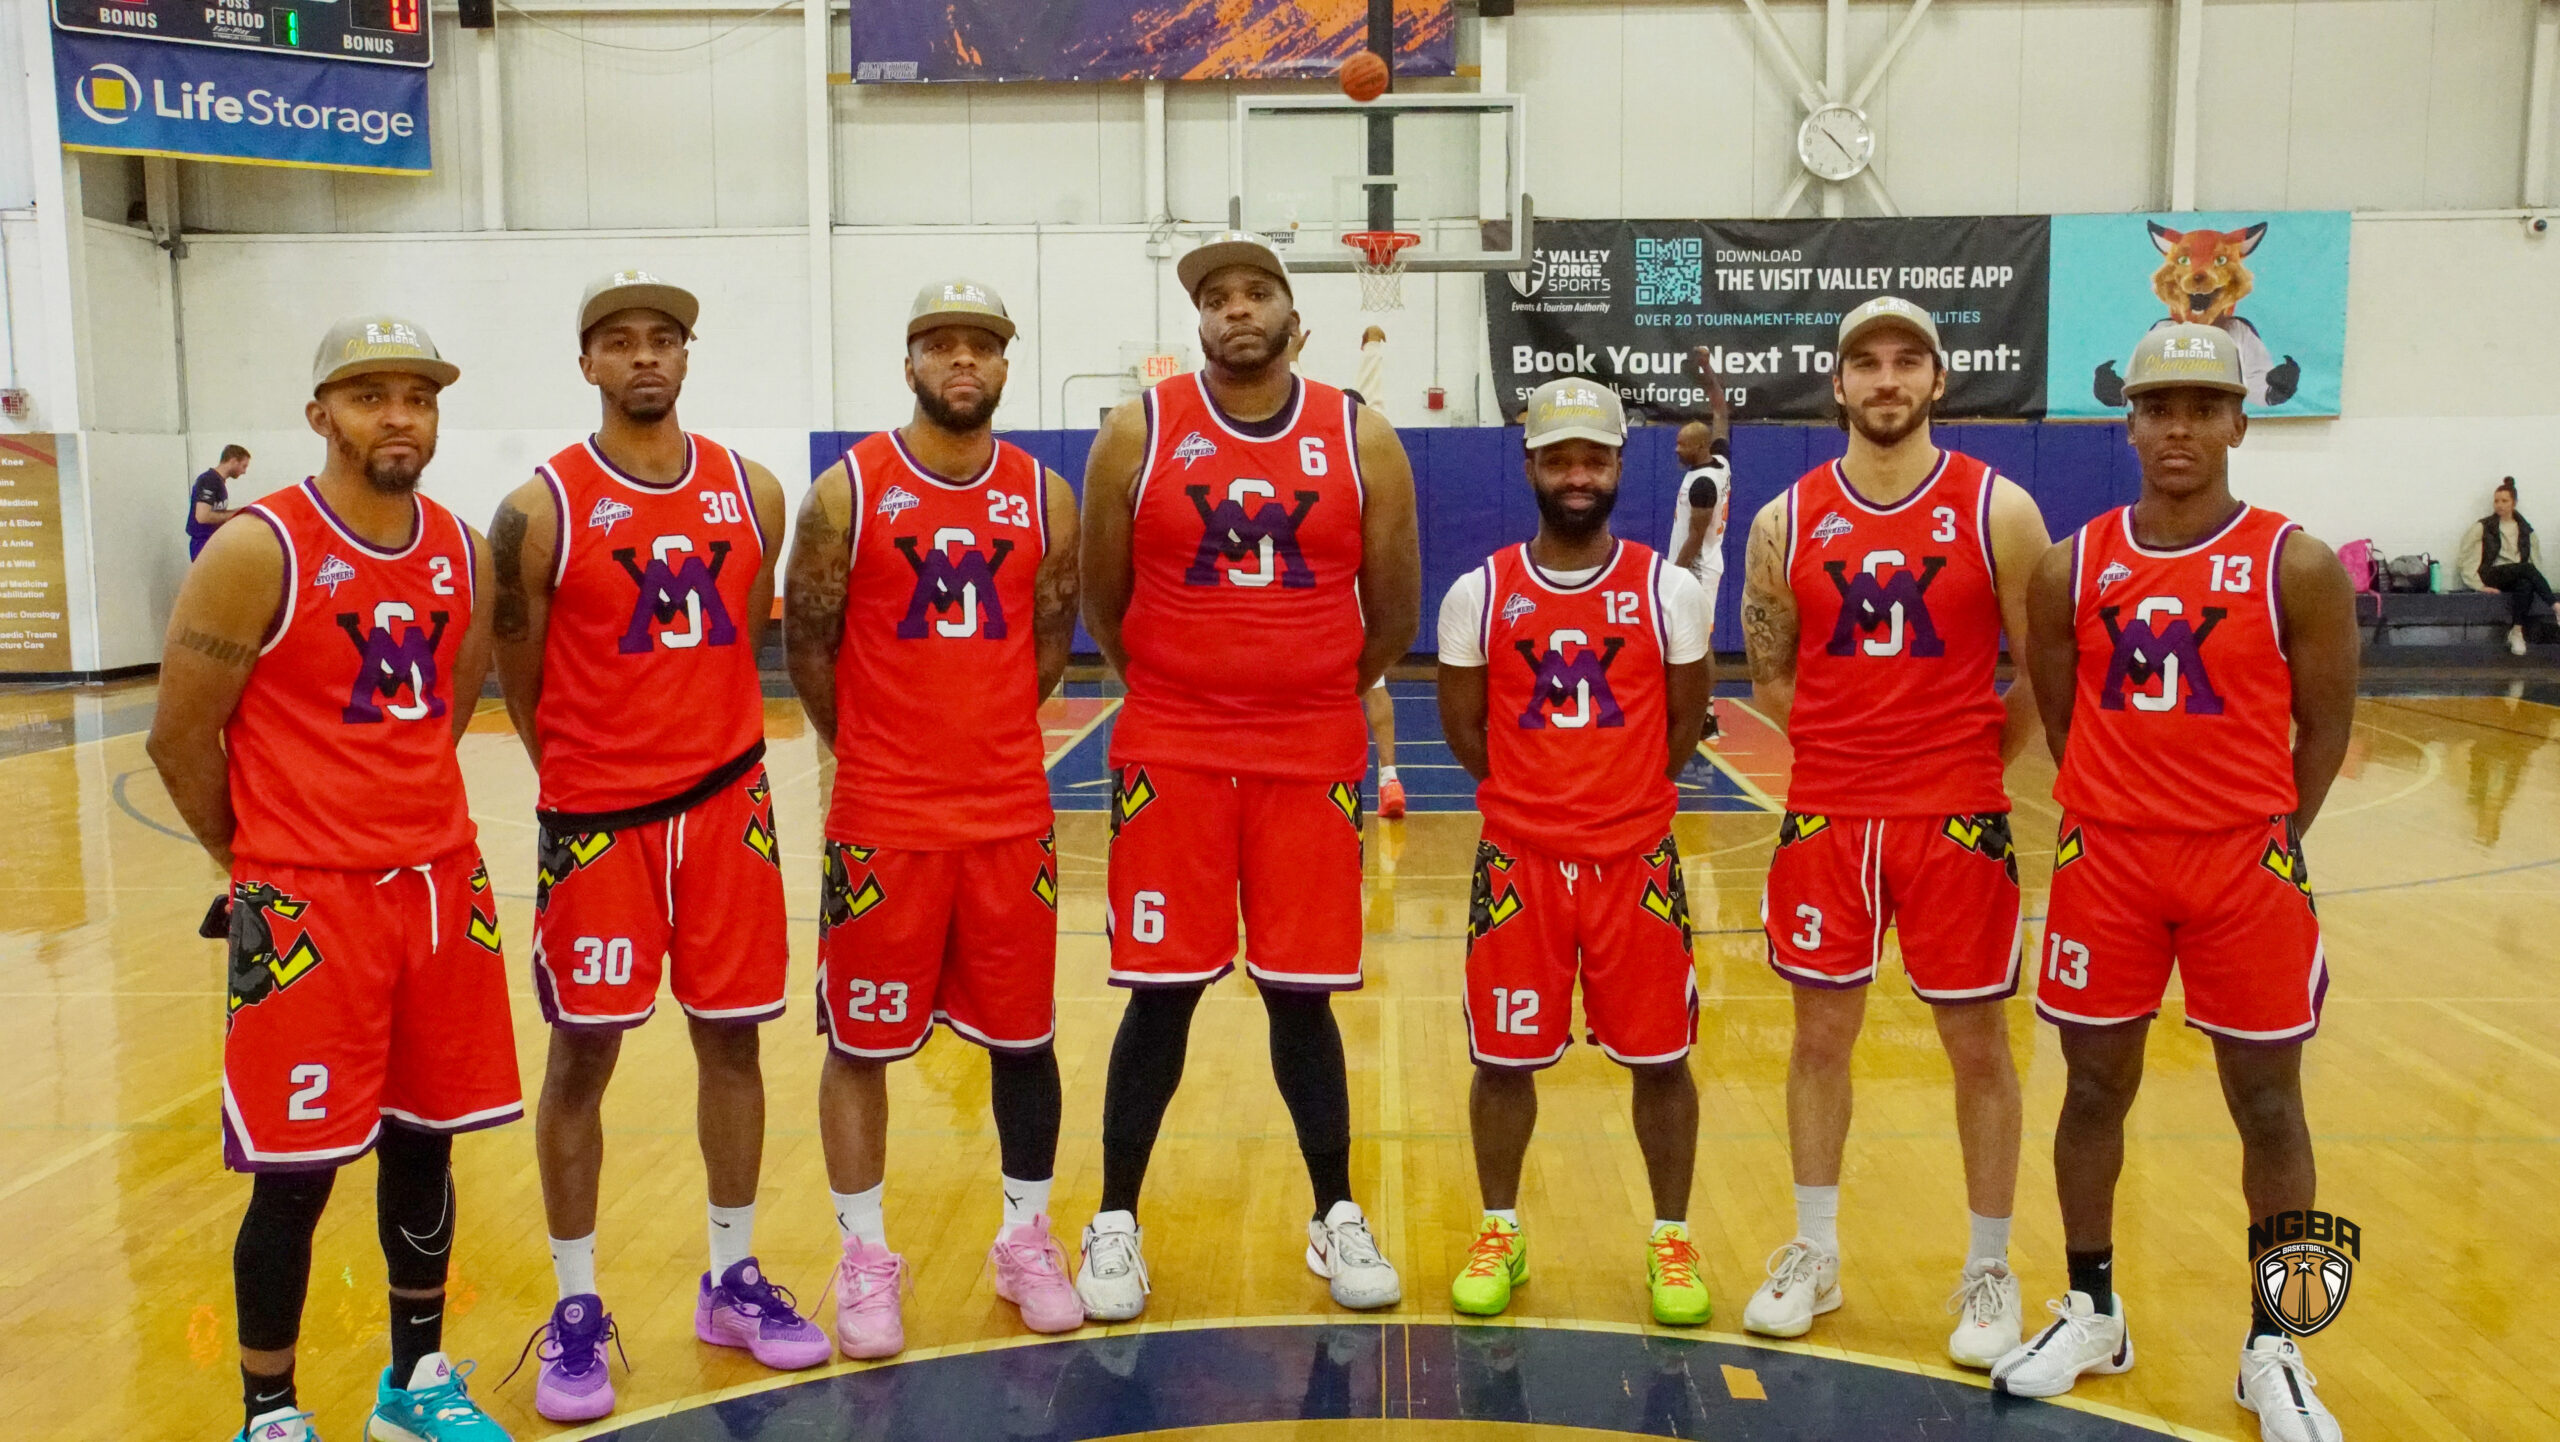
xmin=1436 ymin=379 xmax=1716 ymax=1326
xmin=487 ymin=273 xmax=817 ymax=1421
xmin=1993 ymin=325 xmax=2357 ymax=1442
xmin=149 ymin=318 xmax=521 ymax=1442
xmin=1073 ymin=232 xmax=1421 ymax=1320
xmin=1735 ymin=297 xmax=2053 ymax=1365
xmin=782 ymin=280 xmax=1086 ymax=1355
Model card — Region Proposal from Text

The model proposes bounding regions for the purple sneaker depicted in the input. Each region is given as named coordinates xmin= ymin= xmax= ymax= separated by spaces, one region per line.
xmin=696 ymin=1258 xmax=832 ymax=1371
xmin=499 ymin=1293 xmax=625 ymax=1422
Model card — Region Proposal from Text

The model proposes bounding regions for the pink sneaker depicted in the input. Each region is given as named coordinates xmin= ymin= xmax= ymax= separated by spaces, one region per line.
xmin=832 ymin=1235 xmax=909 ymax=1360
xmin=502 ymin=1292 xmax=622 ymax=1422
xmin=695 ymin=1258 xmax=832 ymax=1371
xmin=990 ymin=1215 xmax=1086 ymax=1334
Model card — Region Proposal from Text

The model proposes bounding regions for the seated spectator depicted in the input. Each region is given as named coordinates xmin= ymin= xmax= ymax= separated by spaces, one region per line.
xmin=2460 ymin=477 xmax=2554 ymax=656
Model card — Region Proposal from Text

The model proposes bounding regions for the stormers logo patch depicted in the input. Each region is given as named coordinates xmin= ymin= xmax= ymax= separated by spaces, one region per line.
xmin=2054 ymin=826 xmax=2085 ymax=869
xmin=588 ymin=497 xmax=634 ymax=533
xmin=1173 ymin=431 xmax=1218 ymax=467
xmin=2095 ymin=560 xmax=2133 ymax=594
xmin=1810 ymin=512 xmax=1854 ymax=544
xmin=1467 ymin=839 xmax=1523 ymax=945
xmin=536 ymin=828 xmax=617 ymax=911
xmin=225 ymin=882 xmax=323 ymax=1014
xmin=876 ymin=484 xmax=921 ymax=518
xmin=2251 ymin=1208 xmax=2360 ymax=1336
xmin=1111 ymin=769 xmax=1157 ymax=836
xmin=1777 ymin=812 xmax=1830 ymax=846
xmin=1328 ymin=781 xmax=1364 ymax=830
xmin=1500 ymin=593 xmax=1537 ymax=625
xmin=820 ymin=842 xmax=886 ymax=929
xmin=314 ymin=555 xmax=358 ymax=594
xmin=1941 ymin=812 xmax=2020 ymax=884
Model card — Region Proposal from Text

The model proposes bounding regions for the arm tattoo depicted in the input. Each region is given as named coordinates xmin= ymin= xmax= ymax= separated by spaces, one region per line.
xmin=1741 ymin=521 xmax=1798 ymax=687
xmin=784 ymin=508 xmax=849 ymax=737
xmin=175 ymin=626 xmax=257 ymax=669
xmin=489 ymin=500 xmax=533 ymax=643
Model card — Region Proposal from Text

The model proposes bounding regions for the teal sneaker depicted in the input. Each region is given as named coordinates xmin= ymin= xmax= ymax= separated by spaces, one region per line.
xmin=367 ymin=1353 xmax=513 ymax=1441
xmin=235 ymin=1407 xmax=320 ymax=1442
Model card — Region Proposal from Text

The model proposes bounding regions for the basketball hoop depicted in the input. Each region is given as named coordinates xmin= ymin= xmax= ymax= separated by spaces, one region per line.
xmin=1344 ymin=231 xmax=1421 ymax=312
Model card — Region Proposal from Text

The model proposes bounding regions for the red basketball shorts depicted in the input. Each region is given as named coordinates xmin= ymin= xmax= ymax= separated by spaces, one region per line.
xmin=816 ymin=832 xmax=1060 ymax=1059
xmin=221 ymin=847 xmax=522 ymax=1173
xmin=1761 ymin=811 xmax=2024 ymax=1003
xmin=1463 ymin=829 xmax=1698 ymax=1069
xmin=1104 ymin=763 xmax=1366 ymax=990
xmin=2037 ymin=811 xmax=2327 ymax=1043
xmin=531 ymin=765 xmax=790 ymax=1030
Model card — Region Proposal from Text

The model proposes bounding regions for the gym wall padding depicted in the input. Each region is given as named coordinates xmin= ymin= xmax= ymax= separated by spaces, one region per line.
xmin=812 ymin=422 xmax=2138 ymax=656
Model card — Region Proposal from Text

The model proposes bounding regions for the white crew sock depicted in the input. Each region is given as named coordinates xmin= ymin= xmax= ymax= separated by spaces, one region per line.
xmin=549 ymin=1232 xmax=598 ymax=1299
xmin=1379 ymin=765 xmax=1400 ymax=785
xmin=1483 ymin=1207 xmax=1519 ymax=1227
xmin=1001 ymin=1174 xmax=1052 ymax=1230
xmin=1651 ymin=1218 xmax=1686 ymax=1237
xmin=833 ymin=1183 xmax=887 ymax=1245
xmin=1794 ymin=1183 xmax=1841 ymax=1254
xmin=1968 ymin=1210 xmax=2011 ymax=1264
xmin=707 ymin=1202 xmax=756 ymax=1275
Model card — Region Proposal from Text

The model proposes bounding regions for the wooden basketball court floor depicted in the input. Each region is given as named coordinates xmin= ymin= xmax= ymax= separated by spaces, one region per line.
xmin=5 ymin=675 xmax=2558 ymax=1440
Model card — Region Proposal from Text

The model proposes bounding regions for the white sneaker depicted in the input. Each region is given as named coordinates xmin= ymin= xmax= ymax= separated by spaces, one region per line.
xmin=1946 ymin=1257 xmax=2023 ymax=1369
xmin=1075 ymin=1211 xmax=1150 ymax=1322
xmin=1991 ymin=1290 xmax=2134 ymax=1397
xmin=2238 ymin=1335 xmax=2343 ymax=1442
xmin=1306 ymin=1200 xmax=1402 ymax=1309
xmin=2510 ymin=625 xmax=2530 ymax=657
xmin=234 ymin=1408 xmax=318 ymax=1442
xmin=1741 ymin=1238 xmax=1842 ymax=1338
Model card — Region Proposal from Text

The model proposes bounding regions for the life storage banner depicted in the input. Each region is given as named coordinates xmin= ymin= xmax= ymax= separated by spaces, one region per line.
xmin=1485 ymin=213 xmax=2348 ymax=424
xmin=54 ymin=29 xmax=431 ymax=175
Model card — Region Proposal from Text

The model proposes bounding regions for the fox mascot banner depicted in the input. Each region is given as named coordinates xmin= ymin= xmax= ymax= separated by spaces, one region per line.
xmin=2046 ymin=211 xmax=2349 ymax=419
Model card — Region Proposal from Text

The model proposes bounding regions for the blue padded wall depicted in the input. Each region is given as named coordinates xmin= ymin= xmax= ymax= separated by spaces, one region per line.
xmin=812 ymin=422 xmax=2135 ymax=656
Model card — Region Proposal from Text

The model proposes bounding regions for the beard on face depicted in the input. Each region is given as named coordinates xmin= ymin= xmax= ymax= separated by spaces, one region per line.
xmin=615 ymin=389 xmax=675 ymax=425
xmin=1533 ymin=481 xmax=1618 ymax=541
xmin=336 ymin=430 xmax=428 ymax=493
xmin=1845 ymin=390 xmax=1933 ymax=448
xmin=1205 ymin=314 xmax=1294 ymax=373
xmin=913 ymin=371 xmax=1002 ymax=431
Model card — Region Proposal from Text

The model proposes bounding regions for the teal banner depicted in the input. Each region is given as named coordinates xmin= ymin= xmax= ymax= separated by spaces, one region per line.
xmin=2047 ymin=210 xmax=2349 ymax=419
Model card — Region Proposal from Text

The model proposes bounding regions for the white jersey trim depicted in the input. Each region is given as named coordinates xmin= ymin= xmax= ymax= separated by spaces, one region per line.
xmin=538 ymin=464 xmax=574 ymax=588
xmin=301 ymin=478 xmax=424 ymax=561
xmin=246 ymin=504 xmax=298 ymax=657
xmin=581 ymin=433 xmax=697 ymax=495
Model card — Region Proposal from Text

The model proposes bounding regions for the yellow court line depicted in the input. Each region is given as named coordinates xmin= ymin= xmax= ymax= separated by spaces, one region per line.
xmin=1698 ymin=738 xmax=1782 ymax=814
xmin=1044 ymin=696 xmax=1122 ymax=771
xmin=546 ymin=1310 xmax=2226 ymax=1441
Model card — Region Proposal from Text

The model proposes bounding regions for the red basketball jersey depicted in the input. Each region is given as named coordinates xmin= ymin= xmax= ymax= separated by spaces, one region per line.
xmin=227 ymin=480 xmax=476 ymax=869
xmin=1113 ymin=374 xmax=1369 ymax=780
xmin=826 ymin=429 xmax=1052 ymax=848
xmin=1473 ymin=540 xmax=1677 ymax=858
xmin=1783 ymin=449 xmax=2009 ymax=817
xmin=2056 ymin=503 xmax=2300 ymax=829
xmin=534 ymin=435 xmax=766 ymax=819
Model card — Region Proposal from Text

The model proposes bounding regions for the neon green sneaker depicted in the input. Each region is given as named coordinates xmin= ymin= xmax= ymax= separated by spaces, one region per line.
xmin=1647 ymin=1223 xmax=1713 ymax=1326
xmin=1450 ymin=1216 xmax=1528 ymax=1316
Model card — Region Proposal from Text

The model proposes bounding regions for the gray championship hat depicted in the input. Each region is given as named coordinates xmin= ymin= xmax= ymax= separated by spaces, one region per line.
xmin=2120 ymin=322 xmax=2248 ymax=398
xmin=578 ymin=269 xmax=700 ymax=339
xmin=906 ymin=278 xmax=1017 ymax=343
xmin=1177 ymin=230 xmax=1292 ymax=299
xmin=310 ymin=315 xmax=459 ymax=392
xmin=1837 ymin=294 xmax=1942 ymax=355
xmin=1522 ymin=376 xmax=1627 ymax=449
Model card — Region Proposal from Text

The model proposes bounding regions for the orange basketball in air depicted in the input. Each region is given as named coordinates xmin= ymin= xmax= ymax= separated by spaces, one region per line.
xmin=1340 ymin=50 xmax=1390 ymax=103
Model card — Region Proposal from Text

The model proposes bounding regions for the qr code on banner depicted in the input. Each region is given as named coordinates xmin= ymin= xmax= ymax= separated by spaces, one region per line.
xmin=1635 ymin=237 xmax=1703 ymax=307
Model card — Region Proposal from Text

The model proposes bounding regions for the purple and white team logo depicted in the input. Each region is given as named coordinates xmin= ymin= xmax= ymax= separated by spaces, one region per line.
xmin=313 ymin=555 xmax=358 ymax=595
xmin=1184 ymin=479 xmax=1317 ymax=590
xmin=2096 ymin=560 xmax=2133 ymax=594
xmin=588 ymin=497 xmax=634 ymax=533
xmin=336 ymin=603 xmax=449 ymax=725
xmin=876 ymin=485 xmax=921 ymax=519
xmin=1173 ymin=432 xmax=1218 ymax=468
xmin=1514 ymin=633 xmax=1626 ymax=730
xmin=1810 ymin=512 xmax=1854 ymax=545
xmin=894 ymin=528 xmax=1013 ymax=639
xmin=1500 ymin=593 xmax=1538 ymax=625
xmin=2098 ymin=598 xmax=2226 ymax=714
xmin=612 ymin=539 xmax=739 ymax=654
xmin=1822 ymin=552 xmax=1947 ymax=658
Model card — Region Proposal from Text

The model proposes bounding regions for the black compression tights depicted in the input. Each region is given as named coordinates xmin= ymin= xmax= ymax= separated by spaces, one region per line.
xmin=1097 ymin=982 xmax=1353 ymax=1218
xmin=988 ymin=1045 xmax=1063 ymax=1182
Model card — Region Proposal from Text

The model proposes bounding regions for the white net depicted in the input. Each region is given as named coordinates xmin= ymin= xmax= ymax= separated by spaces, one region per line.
xmin=1347 ymin=233 xmax=1419 ymax=312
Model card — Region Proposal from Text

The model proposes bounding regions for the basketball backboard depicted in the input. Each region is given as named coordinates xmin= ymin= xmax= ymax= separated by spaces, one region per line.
xmin=1230 ymin=92 xmax=1531 ymax=275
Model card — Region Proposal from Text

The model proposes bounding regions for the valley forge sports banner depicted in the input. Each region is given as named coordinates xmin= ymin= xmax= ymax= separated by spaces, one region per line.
xmin=1488 ymin=217 xmax=2052 ymax=424
xmin=850 ymin=0 xmax=1455 ymax=83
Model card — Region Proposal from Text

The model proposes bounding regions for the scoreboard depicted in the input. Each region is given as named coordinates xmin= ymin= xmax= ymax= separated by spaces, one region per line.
xmin=52 ymin=0 xmax=433 ymax=68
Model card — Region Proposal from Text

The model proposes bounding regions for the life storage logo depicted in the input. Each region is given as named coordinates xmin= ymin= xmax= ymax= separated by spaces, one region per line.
xmin=75 ymin=64 xmax=419 ymax=146
xmin=73 ymin=64 xmax=144 ymax=125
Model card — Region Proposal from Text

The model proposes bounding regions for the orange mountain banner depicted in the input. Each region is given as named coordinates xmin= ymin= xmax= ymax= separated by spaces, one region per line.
xmin=850 ymin=0 xmax=1455 ymax=83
